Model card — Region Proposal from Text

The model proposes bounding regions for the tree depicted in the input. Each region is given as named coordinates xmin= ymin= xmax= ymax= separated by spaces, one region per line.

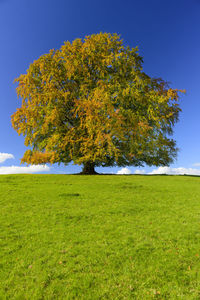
xmin=12 ymin=33 xmax=184 ymax=174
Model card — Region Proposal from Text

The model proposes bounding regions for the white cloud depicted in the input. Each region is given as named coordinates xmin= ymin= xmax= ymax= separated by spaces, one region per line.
xmin=149 ymin=166 xmax=200 ymax=176
xmin=0 ymin=153 xmax=14 ymax=163
xmin=0 ymin=164 xmax=50 ymax=174
xmin=149 ymin=166 xmax=170 ymax=175
xmin=192 ymin=163 xmax=200 ymax=167
xmin=134 ymin=169 xmax=146 ymax=175
xmin=117 ymin=167 xmax=131 ymax=175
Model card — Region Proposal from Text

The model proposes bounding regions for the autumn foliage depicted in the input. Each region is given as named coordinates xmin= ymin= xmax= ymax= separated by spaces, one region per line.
xmin=12 ymin=33 xmax=184 ymax=174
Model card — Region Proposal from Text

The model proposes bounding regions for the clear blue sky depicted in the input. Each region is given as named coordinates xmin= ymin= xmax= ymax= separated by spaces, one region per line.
xmin=0 ymin=0 xmax=200 ymax=174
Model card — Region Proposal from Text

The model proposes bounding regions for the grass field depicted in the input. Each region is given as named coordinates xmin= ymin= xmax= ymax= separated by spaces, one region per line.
xmin=1 ymin=174 xmax=200 ymax=299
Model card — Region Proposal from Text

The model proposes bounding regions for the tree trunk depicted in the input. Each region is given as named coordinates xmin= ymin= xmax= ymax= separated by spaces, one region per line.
xmin=80 ymin=162 xmax=98 ymax=175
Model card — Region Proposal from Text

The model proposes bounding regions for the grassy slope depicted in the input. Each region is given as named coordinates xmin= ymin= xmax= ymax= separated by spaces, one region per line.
xmin=1 ymin=175 xmax=200 ymax=299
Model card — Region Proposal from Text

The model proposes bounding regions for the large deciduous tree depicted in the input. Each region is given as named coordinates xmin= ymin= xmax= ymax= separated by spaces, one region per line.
xmin=12 ymin=33 xmax=184 ymax=174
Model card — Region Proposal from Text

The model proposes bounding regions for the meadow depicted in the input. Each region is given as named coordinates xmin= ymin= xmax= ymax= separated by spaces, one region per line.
xmin=1 ymin=174 xmax=200 ymax=299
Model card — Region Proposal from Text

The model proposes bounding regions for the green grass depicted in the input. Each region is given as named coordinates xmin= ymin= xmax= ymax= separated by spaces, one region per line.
xmin=1 ymin=175 xmax=200 ymax=299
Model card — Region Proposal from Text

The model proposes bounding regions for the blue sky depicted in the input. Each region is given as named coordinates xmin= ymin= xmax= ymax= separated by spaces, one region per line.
xmin=0 ymin=0 xmax=200 ymax=174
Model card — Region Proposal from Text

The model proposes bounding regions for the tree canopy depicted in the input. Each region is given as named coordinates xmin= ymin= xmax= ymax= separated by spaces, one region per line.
xmin=12 ymin=33 xmax=184 ymax=174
